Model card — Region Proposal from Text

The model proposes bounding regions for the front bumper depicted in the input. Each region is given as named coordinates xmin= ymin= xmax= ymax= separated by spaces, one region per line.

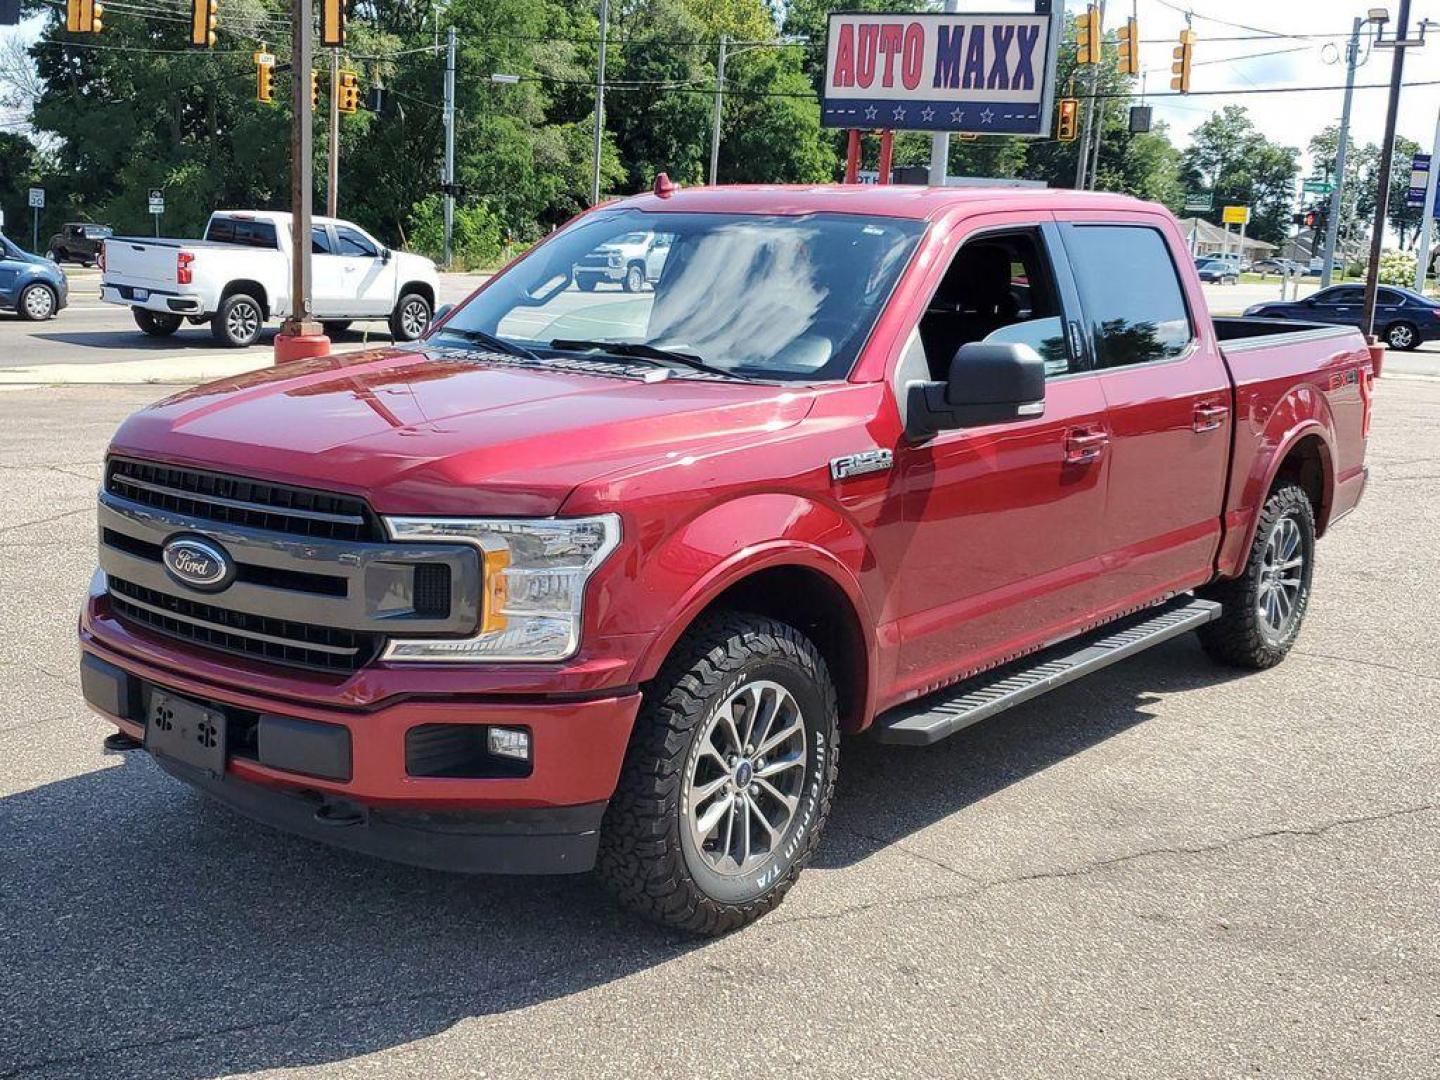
xmin=79 ymin=637 xmax=642 ymax=875
xmin=101 ymin=284 xmax=206 ymax=315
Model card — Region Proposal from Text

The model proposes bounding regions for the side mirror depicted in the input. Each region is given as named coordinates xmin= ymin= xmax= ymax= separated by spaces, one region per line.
xmin=380 ymin=247 xmax=392 ymax=264
xmin=906 ymin=343 xmax=1046 ymax=441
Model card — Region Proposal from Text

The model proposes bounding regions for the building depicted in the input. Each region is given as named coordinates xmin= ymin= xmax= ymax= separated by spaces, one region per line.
xmin=1179 ymin=217 xmax=1276 ymax=262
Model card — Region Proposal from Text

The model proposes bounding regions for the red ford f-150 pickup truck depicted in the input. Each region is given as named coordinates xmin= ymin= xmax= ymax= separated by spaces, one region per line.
xmin=80 ymin=185 xmax=1372 ymax=934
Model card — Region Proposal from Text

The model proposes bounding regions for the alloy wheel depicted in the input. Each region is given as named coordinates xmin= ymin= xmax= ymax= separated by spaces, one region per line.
xmin=1256 ymin=515 xmax=1304 ymax=641
xmin=684 ymin=679 xmax=808 ymax=876
xmin=400 ymin=298 xmax=429 ymax=338
xmin=226 ymin=300 xmax=260 ymax=344
xmin=1387 ymin=324 xmax=1414 ymax=349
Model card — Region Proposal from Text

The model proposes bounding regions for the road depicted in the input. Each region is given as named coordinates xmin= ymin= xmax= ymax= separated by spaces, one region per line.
xmin=1 ymin=378 xmax=1437 ymax=1078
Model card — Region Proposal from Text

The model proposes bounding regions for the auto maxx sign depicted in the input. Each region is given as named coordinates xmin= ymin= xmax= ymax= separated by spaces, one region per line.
xmin=821 ymin=9 xmax=1061 ymax=137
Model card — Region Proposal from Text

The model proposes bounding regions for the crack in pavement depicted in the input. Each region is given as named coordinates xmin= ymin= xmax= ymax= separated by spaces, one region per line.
xmin=774 ymin=803 xmax=1437 ymax=928
xmin=1293 ymin=648 xmax=1439 ymax=684
xmin=0 ymin=506 xmax=91 ymax=536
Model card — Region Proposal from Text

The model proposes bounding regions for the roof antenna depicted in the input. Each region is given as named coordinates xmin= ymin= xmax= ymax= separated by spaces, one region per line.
xmin=653 ymin=172 xmax=678 ymax=198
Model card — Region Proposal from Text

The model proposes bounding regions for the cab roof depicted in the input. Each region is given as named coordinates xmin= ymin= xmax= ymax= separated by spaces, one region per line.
xmin=608 ymin=183 xmax=1158 ymax=221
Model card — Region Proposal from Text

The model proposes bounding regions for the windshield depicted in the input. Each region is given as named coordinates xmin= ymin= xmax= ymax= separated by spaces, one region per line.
xmin=440 ymin=210 xmax=926 ymax=381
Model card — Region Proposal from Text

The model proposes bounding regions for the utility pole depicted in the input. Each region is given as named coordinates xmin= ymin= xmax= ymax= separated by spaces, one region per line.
xmin=326 ymin=47 xmax=339 ymax=217
xmin=1074 ymin=1 xmax=1105 ymax=190
xmin=928 ymin=0 xmax=960 ymax=186
xmin=1088 ymin=98 xmax=1105 ymax=189
xmin=591 ymin=0 xmax=609 ymax=205
xmin=1321 ymin=18 xmax=1362 ymax=288
xmin=442 ymin=25 xmax=456 ymax=268
xmin=1361 ymin=0 xmax=1424 ymax=338
xmin=709 ymin=35 xmax=727 ymax=185
xmin=1414 ymin=105 xmax=1440 ymax=292
xmin=276 ymin=0 xmax=323 ymax=357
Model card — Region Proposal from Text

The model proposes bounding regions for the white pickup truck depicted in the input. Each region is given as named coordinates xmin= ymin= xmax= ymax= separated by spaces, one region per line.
xmin=100 ymin=211 xmax=439 ymax=347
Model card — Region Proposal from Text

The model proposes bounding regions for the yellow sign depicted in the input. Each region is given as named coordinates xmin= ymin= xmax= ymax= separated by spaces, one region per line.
xmin=1222 ymin=205 xmax=1250 ymax=225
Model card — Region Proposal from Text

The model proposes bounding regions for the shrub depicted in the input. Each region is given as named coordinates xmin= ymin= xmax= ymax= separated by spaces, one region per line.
xmin=406 ymin=196 xmax=504 ymax=271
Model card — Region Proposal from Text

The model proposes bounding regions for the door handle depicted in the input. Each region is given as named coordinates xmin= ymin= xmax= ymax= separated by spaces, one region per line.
xmin=1193 ymin=403 xmax=1229 ymax=433
xmin=1064 ymin=428 xmax=1109 ymax=464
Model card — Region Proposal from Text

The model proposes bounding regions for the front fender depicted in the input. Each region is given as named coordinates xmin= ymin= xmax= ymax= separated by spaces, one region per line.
xmin=622 ymin=493 xmax=880 ymax=716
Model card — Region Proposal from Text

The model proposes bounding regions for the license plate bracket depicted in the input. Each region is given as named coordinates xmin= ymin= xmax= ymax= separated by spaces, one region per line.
xmin=146 ymin=691 xmax=226 ymax=777
xmin=132 ymin=288 xmax=149 ymax=301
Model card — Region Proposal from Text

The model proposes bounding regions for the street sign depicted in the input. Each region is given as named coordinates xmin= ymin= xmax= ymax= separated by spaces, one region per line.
xmin=27 ymin=187 xmax=44 ymax=209
xmin=1183 ymin=192 xmax=1213 ymax=212
xmin=821 ymin=9 xmax=1062 ymax=137
xmin=1222 ymin=204 xmax=1250 ymax=225
xmin=1407 ymin=153 xmax=1430 ymax=209
xmin=1303 ymin=179 xmax=1333 ymax=195
xmin=148 ymin=189 xmax=165 ymax=214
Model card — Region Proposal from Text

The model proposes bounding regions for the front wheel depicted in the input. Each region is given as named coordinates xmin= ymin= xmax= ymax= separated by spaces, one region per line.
xmin=622 ymin=263 xmax=645 ymax=293
xmin=133 ymin=308 xmax=182 ymax=336
xmin=597 ymin=613 xmax=839 ymax=935
xmin=1384 ymin=321 xmax=1420 ymax=351
xmin=17 ymin=283 xmax=56 ymax=321
xmin=389 ymin=292 xmax=431 ymax=341
xmin=321 ymin=320 xmax=352 ymax=337
xmin=1198 ymin=481 xmax=1316 ymax=669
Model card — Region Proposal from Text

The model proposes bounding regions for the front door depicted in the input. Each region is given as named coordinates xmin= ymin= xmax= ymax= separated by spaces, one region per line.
xmin=1305 ymin=285 xmax=1364 ymax=327
xmin=894 ymin=221 xmax=1113 ymax=694
xmin=1057 ymin=218 xmax=1232 ymax=607
xmin=331 ymin=224 xmax=397 ymax=317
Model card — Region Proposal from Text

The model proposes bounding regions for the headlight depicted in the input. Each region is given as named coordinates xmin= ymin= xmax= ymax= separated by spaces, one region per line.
xmin=380 ymin=515 xmax=620 ymax=663
xmin=607 ymin=251 xmax=622 ymax=267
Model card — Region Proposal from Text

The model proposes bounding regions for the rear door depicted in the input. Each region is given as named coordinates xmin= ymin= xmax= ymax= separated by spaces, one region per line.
xmin=308 ymin=225 xmax=348 ymax=318
xmin=1057 ymin=217 xmax=1232 ymax=607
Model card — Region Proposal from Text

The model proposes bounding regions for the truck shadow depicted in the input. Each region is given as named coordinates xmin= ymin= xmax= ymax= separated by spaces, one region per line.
xmin=30 ymin=330 xmax=279 ymax=351
xmin=0 ymin=636 xmax=1243 ymax=1079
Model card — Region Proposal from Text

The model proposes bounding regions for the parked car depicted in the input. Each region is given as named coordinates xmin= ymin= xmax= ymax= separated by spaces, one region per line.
xmin=1303 ymin=258 xmax=1346 ymax=277
xmin=1194 ymin=257 xmax=1239 ymax=284
xmin=46 ymin=222 xmax=113 ymax=266
xmin=99 ymin=211 xmax=439 ymax=347
xmin=1252 ymin=258 xmax=1301 ymax=276
xmin=81 ymin=185 xmax=1372 ymax=934
xmin=1245 ymin=283 xmax=1440 ymax=351
xmin=0 ymin=232 xmax=68 ymax=320
xmin=573 ymin=230 xmax=672 ymax=292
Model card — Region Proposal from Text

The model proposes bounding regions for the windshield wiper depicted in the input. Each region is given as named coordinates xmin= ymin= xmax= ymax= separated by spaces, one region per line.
xmin=549 ymin=338 xmax=757 ymax=382
xmin=437 ymin=326 xmax=545 ymax=364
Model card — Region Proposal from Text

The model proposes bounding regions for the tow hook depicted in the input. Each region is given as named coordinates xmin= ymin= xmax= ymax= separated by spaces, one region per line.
xmin=103 ymin=731 xmax=142 ymax=753
xmin=314 ymin=799 xmax=367 ymax=828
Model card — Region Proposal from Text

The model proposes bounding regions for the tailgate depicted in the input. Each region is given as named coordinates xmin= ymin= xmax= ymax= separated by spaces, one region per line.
xmin=103 ymin=239 xmax=181 ymax=290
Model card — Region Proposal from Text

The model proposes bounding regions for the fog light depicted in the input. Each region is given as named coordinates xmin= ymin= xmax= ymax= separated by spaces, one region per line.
xmin=487 ymin=726 xmax=530 ymax=761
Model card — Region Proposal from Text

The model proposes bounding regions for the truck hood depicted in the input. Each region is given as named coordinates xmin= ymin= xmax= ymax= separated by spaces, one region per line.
xmin=110 ymin=345 xmax=817 ymax=516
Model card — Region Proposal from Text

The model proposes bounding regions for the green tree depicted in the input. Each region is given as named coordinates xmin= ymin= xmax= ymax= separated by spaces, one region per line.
xmin=1180 ymin=105 xmax=1299 ymax=244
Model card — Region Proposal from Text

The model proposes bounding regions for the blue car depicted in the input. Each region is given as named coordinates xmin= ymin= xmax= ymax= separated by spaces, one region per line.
xmin=1245 ymin=283 xmax=1440 ymax=352
xmin=0 ymin=232 xmax=69 ymax=321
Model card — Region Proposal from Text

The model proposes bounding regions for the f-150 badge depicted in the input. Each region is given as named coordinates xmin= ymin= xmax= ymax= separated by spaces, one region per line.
xmin=830 ymin=448 xmax=894 ymax=481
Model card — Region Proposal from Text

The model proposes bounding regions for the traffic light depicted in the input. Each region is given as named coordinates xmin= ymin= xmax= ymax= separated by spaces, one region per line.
xmin=253 ymin=47 xmax=274 ymax=104
xmin=1075 ymin=4 xmax=1101 ymax=65
xmin=1171 ymin=29 xmax=1195 ymax=93
xmin=188 ymin=0 xmax=217 ymax=48
xmin=311 ymin=70 xmax=320 ymax=110
xmin=1057 ymin=98 xmax=1079 ymax=142
xmin=337 ymin=70 xmax=359 ymax=114
xmin=1116 ymin=16 xmax=1140 ymax=77
xmin=320 ymin=0 xmax=345 ymax=48
xmin=65 ymin=0 xmax=103 ymax=34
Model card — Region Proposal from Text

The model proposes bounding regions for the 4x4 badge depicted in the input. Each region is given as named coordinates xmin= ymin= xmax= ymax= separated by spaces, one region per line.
xmin=830 ymin=448 xmax=893 ymax=482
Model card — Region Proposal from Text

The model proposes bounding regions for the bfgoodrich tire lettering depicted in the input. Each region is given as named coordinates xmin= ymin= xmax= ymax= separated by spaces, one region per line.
xmin=597 ymin=612 xmax=839 ymax=935
xmin=1199 ymin=480 xmax=1315 ymax=669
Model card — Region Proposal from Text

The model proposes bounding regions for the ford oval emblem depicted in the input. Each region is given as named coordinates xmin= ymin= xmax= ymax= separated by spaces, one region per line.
xmin=161 ymin=535 xmax=234 ymax=593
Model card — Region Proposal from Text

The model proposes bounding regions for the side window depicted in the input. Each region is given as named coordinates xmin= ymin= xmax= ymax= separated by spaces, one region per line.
xmin=1378 ymin=288 xmax=1404 ymax=306
xmin=334 ymin=226 xmax=378 ymax=257
xmin=311 ymin=227 xmax=333 ymax=255
xmin=1319 ymin=287 xmax=1362 ymax=305
xmin=1064 ymin=225 xmax=1192 ymax=369
xmin=919 ymin=229 xmax=1075 ymax=380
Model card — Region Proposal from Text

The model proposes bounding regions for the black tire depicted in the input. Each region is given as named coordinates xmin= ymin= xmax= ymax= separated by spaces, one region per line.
xmin=16 ymin=283 xmax=57 ymax=321
xmin=622 ymin=263 xmax=645 ymax=293
xmin=576 ymin=276 xmax=598 ymax=292
xmin=133 ymin=308 xmax=182 ymax=337
xmin=210 ymin=292 xmax=263 ymax=348
xmin=321 ymin=320 xmax=352 ymax=337
xmin=46 ymin=249 xmax=62 ymax=264
xmin=1384 ymin=321 xmax=1420 ymax=351
xmin=597 ymin=612 xmax=839 ymax=935
xmin=389 ymin=292 xmax=431 ymax=341
xmin=1198 ymin=481 xmax=1316 ymax=670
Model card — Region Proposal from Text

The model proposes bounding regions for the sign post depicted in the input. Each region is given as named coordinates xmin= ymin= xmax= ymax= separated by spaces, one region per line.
xmin=822 ymin=6 xmax=1062 ymax=184
xmin=148 ymin=188 xmax=164 ymax=237
xmin=1413 ymin=112 xmax=1440 ymax=290
xmin=1222 ymin=204 xmax=1250 ymax=262
xmin=27 ymin=186 xmax=43 ymax=252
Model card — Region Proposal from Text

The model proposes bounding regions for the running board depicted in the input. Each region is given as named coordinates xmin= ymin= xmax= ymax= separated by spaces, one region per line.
xmin=872 ymin=598 xmax=1222 ymax=747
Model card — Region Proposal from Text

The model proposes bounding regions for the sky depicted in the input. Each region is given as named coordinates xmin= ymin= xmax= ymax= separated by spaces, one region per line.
xmin=5 ymin=0 xmax=1440 ymax=176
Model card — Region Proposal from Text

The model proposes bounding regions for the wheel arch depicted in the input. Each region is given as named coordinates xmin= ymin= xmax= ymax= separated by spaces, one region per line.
xmin=399 ymin=280 xmax=435 ymax=309
xmin=220 ymin=280 xmax=269 ymax=320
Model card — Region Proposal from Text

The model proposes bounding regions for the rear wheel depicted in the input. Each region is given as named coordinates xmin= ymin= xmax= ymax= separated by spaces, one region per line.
xmin=1199 ymin=481 xmax=1315 ymax=669
xmin=1384 ymin=321 xmax=1419 ymax=351
xmin=321 ymin=320 xmax=352 ymax=337
xmin=46 ymin=249 xmax=62 ymax=263
xmin=133 ymin=308 xmax=182 ymax=337
xmin=17 ymin=283 xmax=56 ymax=321
xmin=210 ymin=292 xmax=263 ymax=347
xmin=597 ymin=612 xmax=839 ymax=935
xmin=389 ymin=292 xmax=431 ymax=341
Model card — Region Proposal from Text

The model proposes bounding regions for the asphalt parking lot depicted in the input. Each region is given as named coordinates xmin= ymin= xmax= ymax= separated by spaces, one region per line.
xmin=0 ymin=366 xmax=1437 ymax=1077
